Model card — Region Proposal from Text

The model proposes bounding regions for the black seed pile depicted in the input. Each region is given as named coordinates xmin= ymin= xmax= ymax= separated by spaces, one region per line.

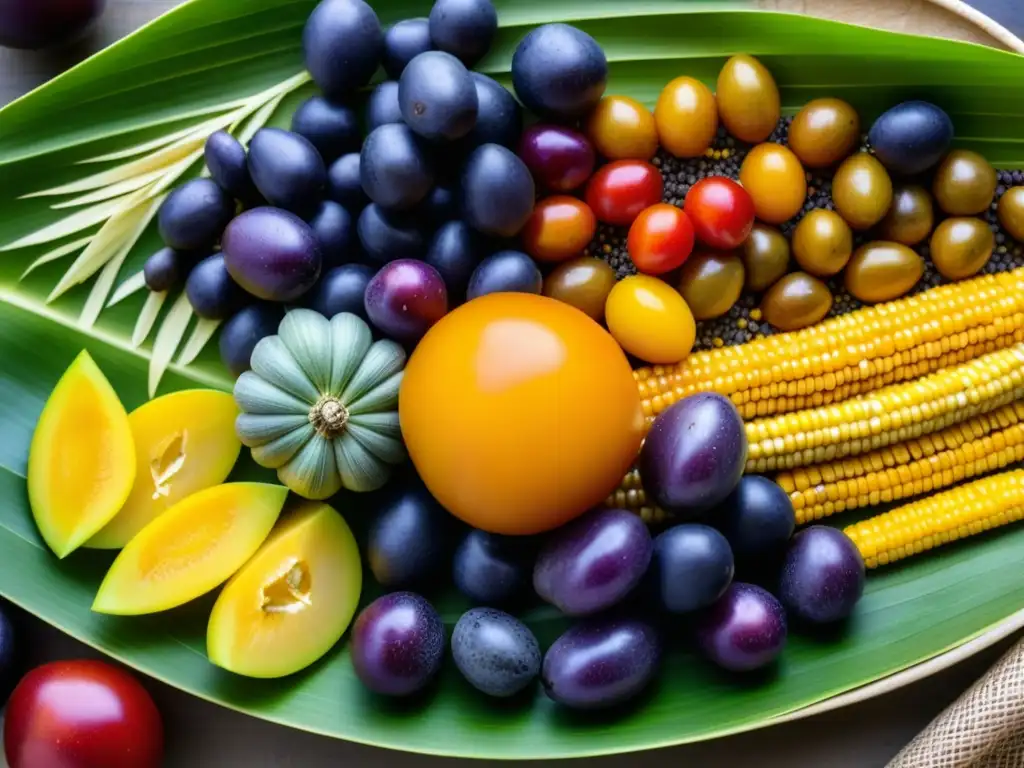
xmin=586 ymin=117 xmax=1024 ymax=352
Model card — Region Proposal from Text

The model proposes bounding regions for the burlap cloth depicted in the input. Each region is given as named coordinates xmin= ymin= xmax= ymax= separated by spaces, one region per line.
xmin=887 ymin=636 xmax=1024 ymax=767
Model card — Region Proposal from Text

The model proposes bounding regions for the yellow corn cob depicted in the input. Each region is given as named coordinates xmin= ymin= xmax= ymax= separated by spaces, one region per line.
xmin=603 ymin=467 xmax=669 ymax=524
xmin=745 ymin=343 xmax=1024 ymax=473
xmin=844 ymin=470 xmax=1024 ymax=569
xmin=778 ymin=402 xmax=1024 ymax=524
xmin=635 ymin=269 xmax=1024 ymax=423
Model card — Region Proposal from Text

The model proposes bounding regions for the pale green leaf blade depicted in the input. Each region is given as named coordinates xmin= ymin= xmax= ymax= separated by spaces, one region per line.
xmin=147 ymin=291 xmax=195 ymax=397
xmin=107 ymin=270 xmax=147 ymax=308
xmin=131 ymin=289 xmax=167 ymax=348
xmin=18 ymin=236 xmax=92 ymax=280
xmin=0 ymin=196 xmax=131 ymax=251
xmin=177 ymin=318 xmax=221 ymax=365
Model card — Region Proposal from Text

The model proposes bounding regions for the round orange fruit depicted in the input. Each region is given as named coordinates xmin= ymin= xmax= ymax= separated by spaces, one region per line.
xmin=399 ymin=293 xmax=645 ymax=535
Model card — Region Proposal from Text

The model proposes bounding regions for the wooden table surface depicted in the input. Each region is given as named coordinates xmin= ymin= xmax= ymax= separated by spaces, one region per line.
xmin=2 ymin=1 xmax=1023 ymax=766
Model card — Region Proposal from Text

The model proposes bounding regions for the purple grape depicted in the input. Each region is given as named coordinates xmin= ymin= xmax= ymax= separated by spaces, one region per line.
xmin=517 ymin=124 xmax=595 ymax=193
xmin=542 ymin=618 xmax=660 ymax=709
xmin=639 ymin=393 xmax=747 ymax=517
xmin=360 ymin=123 xmax=435 ymax=212
xmin=366 ymin=81 xmax=403 ymax=131
xmin=716 ymin=476 xmax=795 ymax=562
xmin=158 ymin=178 xmax=234 ymax=252
xmin=143 ymin=247 xmax=184 ymax=293
xmin=351 ymin=592 xmax=445 ymax=697
xmin=383 ymin=17 xmax=433 ymax=79
xmin=533 ymin=508 xmax=652 ymax=617
xmin=327 ymin=153 xmax=369 ymax=211
xmin=466 ymin=250 xmax=541 ymax=299
xmin=452 ymin=608 xmax=540 ymax=698
xmin=303 ymin=0 xmax=383 ymax=100
xmin=219 ymin=303 xmax=284 ymax=379
xmin=204 ymin=130 xmax=255 ymax=201
xmin=696 ymin=583 xmax=787 ymax=672
xmin=290 ymin=95 xmax=361 ymax=163
xmin=453 ymin=530 xmax=531 ymax=607
xmin=308 ymin=199 xmax=357 ymax=266
xmin=247 ymin=128 xmax=327 ymax=215
xmin=462 ymin=143 xmax=535 ymax=237
xmin=399 ymin=51 xmax=478 ymax=142
xmin=304 ymin=264 xmax=374 ymax=321
xmin=649 ymin=524 xmax=734 ymax=614
xmin=364 ymin=259 xmax=448 ymax=343
xmin=222 ymin=207 xmax=323 ymax=302
xmin=357 ymin=204 xmax=427 ymax=264
xmin=779 ymin=526 xmax=865 ymax=624
xmin=185 ymin=253 xmax=246 ymax=320
xmin=425 ymin=221 xmax=483 ymax=300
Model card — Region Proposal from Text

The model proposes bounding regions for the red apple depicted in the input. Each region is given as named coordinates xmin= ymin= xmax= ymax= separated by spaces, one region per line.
xmin=3 ymin=659 xmax=163 ymax=768
xmin=0 ymin=0 xmax=105 ymax=50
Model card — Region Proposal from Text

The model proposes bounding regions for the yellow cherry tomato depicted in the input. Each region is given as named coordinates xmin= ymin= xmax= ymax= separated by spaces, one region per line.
xmin=605 ymin=274 xmax=695 ymax=364
xmin=739 ymin=143 xmax=807 ymax=224
xmin=654 ymin=76 xmax=718 ymax=158
xmin=586 ymin=95 xmax=659 ymax=161
xmin=399 ymin=293 xmax=645 ymax=536
xmin=521 ymin=196 xmax=597 ymax=263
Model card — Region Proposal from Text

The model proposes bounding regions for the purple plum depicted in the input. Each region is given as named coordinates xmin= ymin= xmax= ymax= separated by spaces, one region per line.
xmin=364 ymin=259 xmax=448 ymax=343
xmin=222 ymin=207 xmax=322 ymax=302
xmin=696 ymin=582 xmax=787 ymax=672
xmin=779 ymin=526 xmax=866 ymax=624
xmin=517 ymin=124 xmax=595 ymax=193
xmin=351 ymin=592 xmax=445 ymax=697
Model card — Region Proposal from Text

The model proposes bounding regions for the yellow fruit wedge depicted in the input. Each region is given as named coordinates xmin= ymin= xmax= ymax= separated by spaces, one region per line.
xmin=87 ymin=389 xmax=242 ymax=549
xmin=92 ymin=482 xmax=287 ymax=616
xmin=207 ymin=501 xmax=362 ymax=679
xmin=27 ymin=350 xmax=136 ymax=559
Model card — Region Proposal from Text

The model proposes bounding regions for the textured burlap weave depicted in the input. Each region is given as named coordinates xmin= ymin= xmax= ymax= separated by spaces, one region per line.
xmin=888 ymin=638 xmax=1024 ymax=767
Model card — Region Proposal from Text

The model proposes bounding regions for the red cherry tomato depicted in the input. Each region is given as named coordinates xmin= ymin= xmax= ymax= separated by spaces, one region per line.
xmin=4 ymin=660 xmax=164 ymax=768
xmin=627 ymin=204 xmax=695 ymax=275
xmin=522 ymin=196 xmax=597 ymax=263
xmin=683 ymin=176 xmax=756 ymax=250
xmin=585 ymin=160 xmax=664 ymax=227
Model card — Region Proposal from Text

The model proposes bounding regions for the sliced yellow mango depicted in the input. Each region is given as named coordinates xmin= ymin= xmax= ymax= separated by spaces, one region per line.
xmin=207 ymin=501 xmax=362 ymax=679
xmin=87 ymin=389 xmax=242 ymax=550
xmin=92 ymin=482 xmax=287 ymax=616
xmin=27 ymin=350 xmax=136 ymax=559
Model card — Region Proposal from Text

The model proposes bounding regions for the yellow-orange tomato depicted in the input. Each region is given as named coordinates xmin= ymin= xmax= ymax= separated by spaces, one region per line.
xmin=522 ymin=196 xmax=598 ymax=263
xmin=605 ymin=274 xmax=695 ymax=364
xmin=739 ymin=143 xmax=807 ymax=224
xmin=654 ymin=76 xmax=718 ymax=158
xmin=399 ymin=293 xmax=645 ymax=536
xmin=586 ymin=95 xmax=659 ymax=161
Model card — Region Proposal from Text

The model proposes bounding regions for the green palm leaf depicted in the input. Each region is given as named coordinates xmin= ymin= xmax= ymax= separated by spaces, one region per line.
xmin=1 ymin=0 xmax=1024 ymax=758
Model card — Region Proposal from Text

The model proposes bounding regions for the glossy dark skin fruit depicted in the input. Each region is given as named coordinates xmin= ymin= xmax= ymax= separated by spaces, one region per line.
xmin=779 ymin=526 xmax=865 ymax=624
xmin=290 ymin=96 xmax=361 ymax=163
xmin=309 ymin=200 xmax=357 ymax=267
xmin=929 ymin=217 xmax=994 ymax=280
xmin=998 ymin=186 xmax=1024 ymax=241
xmin=453 ymin=530 xmax=532 ymax=606
xmin=382 ymin=17 xmax=432 ymax=79
xmin=398 ymin=50 xmax=479 ymax=142
xmin=219 ymin=303 xmax=284 ymax=379
xmin=4 ymin=659 xmax=164 ymax=768
xmin=185 ymin=253 xmax=247 ymax=320
xmin=452 ymin=608 xmax=540 ymax=698
xmin=429 ymin=0 xmax=498 ymax=68
xmin=462 ymin=144 xmax=535 ymax=237
xmin=740 ymin=223 xmax=790 ymax=291
xmin=366 ymin=81 xmax=403 ymax=131
xmin=511 ymin=23 xmax=608 ymax=121
xmin=364 ymin=258 xmax=448 ymax=343
xmin=425 ymin=220 xmax=484 ymax=300
xmin=367 ymin=485 xmax=451 ymax=589
xmin=716 ymin=475 xmax=795 ymax=562
xmin=533 ymin=508 xmax=652 ymax=617
xmin=761 ymin=272 xmax=832 ymax=331
xmin=696 ymin=582 xmax=787 ymax=672
xmin=518 ymin=124 xmax=595 ymax=193
xmin=204 ymin=130 xmax=255 ymax=201
xmin=791 ymin=209 xmax=853 ymax=277
xmin=467 ymin=250 xmax=542 ymax=298
xmin=351 ymin=592 xmax=445 ymax=697
xmin=0 ymin=0 xmax=104 ymax=50
xmin=247 ymin=128 xmax=327 ymax=215
xmin=303 ymin=0 xmax=384 ymax=99
xmin=542 ymin=256 xmax=616 ymax=321
xmin=157 ymin=178 xmax=234 ymax=253
xmin=677 ymin=250 xmax=745 ymax=320
xmin=868 ymin=100 xmax=954 ymax=176
xmin=648 ymin=524 xmax=734 ymax=614
xmin=327 ymin=153 xmax=369 ymax=211
xmin=787 ymin=97 xmax=860 ymax=168
xmin=360 ymin=123 xmax=435 ymax=212
xmin=304 ymin=263 xmax=374 ymax=321
xmin=357 ymin=203 xmax=427 ymax=264
xmin=143 ymin=247 xmax=184 ymax=293
xmin=464 ymin=73 xmax=523 ymax=149
xmin=639 ymin=393 xmax=747 ymax=515
xmin=542 ymin=618 xmax=661 ymax=709
xmin=844 ymin=241 xmax=924 ymax=303
xmin=879 ymin=185 xmax=935 ymax=246
xmin=932 ymin=149 xmax=997 ymax=216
